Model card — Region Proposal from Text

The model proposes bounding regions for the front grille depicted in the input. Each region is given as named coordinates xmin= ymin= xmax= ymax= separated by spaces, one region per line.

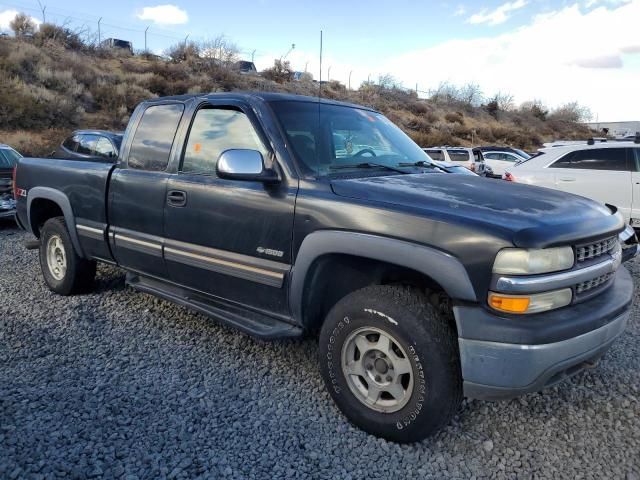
xmin=576 ymin=237 xmax=617 ymax=262
xmin=575 ymin=272 xmax=614 ymax=294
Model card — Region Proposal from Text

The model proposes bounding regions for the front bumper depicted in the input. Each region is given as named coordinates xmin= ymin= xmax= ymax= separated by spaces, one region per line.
xmin=455 ymin=267 xmax=633 ymax=400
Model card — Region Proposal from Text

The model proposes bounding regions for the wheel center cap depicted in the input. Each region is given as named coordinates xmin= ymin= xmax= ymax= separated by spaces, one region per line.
xmin=374 ymin=358 xmax=389 ymax=374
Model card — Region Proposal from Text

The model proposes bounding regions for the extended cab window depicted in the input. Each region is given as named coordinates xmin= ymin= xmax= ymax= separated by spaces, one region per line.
xmin=551 ymin=148 xmax=629 ymax=171
xmin=129 ymin=104 xmax=184 ymax=171
xmin=181 ymin=107 xmax=267 ymax=174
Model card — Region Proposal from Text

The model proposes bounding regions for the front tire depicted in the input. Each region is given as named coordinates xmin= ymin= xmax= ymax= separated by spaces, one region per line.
xmin=39 ymin=217 xmax=96 ymax=295
xmin=319 ymin=285 xmax=462 ymax=443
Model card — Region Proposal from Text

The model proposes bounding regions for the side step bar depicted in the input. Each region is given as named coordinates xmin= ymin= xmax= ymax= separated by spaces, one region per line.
xmin=126 ymin=273 xmax=303 ymax=340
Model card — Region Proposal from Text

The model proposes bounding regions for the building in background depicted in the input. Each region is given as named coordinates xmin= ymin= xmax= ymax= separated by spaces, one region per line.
xmin=587 ymin=121 xmax=640 ymax=139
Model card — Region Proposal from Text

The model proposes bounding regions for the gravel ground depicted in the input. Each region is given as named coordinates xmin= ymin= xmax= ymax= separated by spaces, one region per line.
xmin=1 ymin=220 xmax=639 ymax=480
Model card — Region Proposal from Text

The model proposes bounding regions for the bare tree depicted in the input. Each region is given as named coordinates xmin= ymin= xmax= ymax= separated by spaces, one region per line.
xmin=199 ymin=36 xmax=240 ymax=66
xmin=549 ymin=101 xmax=593 ymax=123
xmin=10 ymin=13 xmax=37 ymax=36
xmin=459 ymin=83 xmax=483 ymax=107
xmin=377 ymin=73 xmax=400 ymax=90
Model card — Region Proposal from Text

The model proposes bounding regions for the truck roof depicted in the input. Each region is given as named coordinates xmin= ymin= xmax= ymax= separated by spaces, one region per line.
xmin=140 ymin=91 xmax=378 ymax=113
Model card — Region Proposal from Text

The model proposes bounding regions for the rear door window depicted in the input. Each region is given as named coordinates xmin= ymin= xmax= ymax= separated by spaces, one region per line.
xmin=129 ymin=104 xmax=185 ymax=171
xmin=551 ymin=148 xmax=629 ymax=171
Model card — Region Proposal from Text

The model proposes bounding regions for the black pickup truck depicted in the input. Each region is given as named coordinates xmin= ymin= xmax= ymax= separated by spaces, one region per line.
xmin=14 ymin=92 xmax=637 ymax=443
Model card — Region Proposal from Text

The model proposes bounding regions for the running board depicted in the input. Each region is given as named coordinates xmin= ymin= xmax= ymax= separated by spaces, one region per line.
xmin=126 ymin=273 xmax=303 ymax=340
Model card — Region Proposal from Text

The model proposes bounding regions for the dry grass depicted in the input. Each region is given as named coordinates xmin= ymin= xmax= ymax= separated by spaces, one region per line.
xmin=0 ymin=36 xmax=592 ymax=154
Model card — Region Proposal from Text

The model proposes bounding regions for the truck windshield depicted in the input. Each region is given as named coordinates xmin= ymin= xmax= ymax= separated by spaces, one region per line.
xmin=270 ymin=101 xmax=432 ymax=176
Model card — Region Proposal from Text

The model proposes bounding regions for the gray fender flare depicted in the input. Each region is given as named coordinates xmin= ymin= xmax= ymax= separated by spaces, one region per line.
xmin=289 ymin=230 xmax=477 ymax=323
xmin=27 ymin=187 xmax=85 ymax=258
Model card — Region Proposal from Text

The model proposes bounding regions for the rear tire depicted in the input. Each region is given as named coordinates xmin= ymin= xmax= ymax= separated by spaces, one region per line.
xmin=319 ymin=285 xmax=462 ymax=443
xmin=39 ymin=217 xmax=96 ymax=295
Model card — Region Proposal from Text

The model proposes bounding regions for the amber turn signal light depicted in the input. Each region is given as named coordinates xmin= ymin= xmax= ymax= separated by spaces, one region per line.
xmin=488 ymin=293 xmax=530 ymax=313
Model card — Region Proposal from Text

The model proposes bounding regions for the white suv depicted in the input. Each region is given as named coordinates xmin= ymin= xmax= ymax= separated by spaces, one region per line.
xmin=422 ymin=147 xmax=483 ymax=172
xmin=505 ymin=141 xmax=640 ymax=225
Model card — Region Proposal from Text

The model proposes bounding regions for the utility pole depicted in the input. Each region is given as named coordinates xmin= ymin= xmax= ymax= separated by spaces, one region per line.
xmin=304 ymin=61 xmax=308 ymax=73
xmin=37 ymin=0 xmax=46 ymax=23
xmin=144 ymin=26 xmax=149 ymax=52
xmin=251 ymin=49 xmax=256 ymax=63
xmin=348 ymin=70 xmax=352 ymax=90
xmin=327 ymin=66 xmax=331 ymax=81
xmin=319 ymin=30 xmax=323 ymax=97
xmin=97 ymin=17 xmax=102 ymax=45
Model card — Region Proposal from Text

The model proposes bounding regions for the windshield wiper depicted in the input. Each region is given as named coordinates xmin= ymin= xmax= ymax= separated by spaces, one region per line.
xmin=398 ymin=160 xmax=446 ymax=172
xmin=329 ymin=162 xmax=409 ymax=174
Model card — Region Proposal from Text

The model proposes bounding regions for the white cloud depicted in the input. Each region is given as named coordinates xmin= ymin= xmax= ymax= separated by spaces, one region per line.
xmin=0 ymin=9 xmax=41 ymax=32
xmin=383 ymin=1 xmax=640 ymax=121
xmin=136 ymin=4 xmax=188 ymax=25
xmin=454 ymin=5 xmax=467 ymax=16
xmin=468 ymin=0 xmax=528 ymax=25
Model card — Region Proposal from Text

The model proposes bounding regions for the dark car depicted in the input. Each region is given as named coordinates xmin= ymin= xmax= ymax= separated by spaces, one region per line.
xmin=54 ymin=130 xmax=123 ymax=162
xmin=14 ymin=92 xmax=636 ymax=443
xmin=0 ymin=144 xmax=21 ymax=218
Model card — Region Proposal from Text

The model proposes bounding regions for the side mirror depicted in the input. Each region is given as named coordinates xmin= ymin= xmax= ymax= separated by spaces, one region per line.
xmin=216 ymin=149 xmax=279 ymax=183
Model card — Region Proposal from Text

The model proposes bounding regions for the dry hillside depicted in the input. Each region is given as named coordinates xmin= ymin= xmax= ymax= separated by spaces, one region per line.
xmin=0 ymin=30 xmax=593 ymax=156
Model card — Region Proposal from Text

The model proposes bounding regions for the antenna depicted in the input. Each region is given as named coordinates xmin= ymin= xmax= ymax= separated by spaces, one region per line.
xmin=319 ymin=30 xmax=323 ymax=99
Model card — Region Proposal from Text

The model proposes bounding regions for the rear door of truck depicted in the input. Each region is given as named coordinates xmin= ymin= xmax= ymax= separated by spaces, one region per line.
xmin=108 ymin=101 xmax=186 ymax=278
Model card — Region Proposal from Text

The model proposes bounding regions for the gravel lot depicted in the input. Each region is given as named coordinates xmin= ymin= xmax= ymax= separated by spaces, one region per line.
xmin=1 ymin=219 xmax=639 ymax=479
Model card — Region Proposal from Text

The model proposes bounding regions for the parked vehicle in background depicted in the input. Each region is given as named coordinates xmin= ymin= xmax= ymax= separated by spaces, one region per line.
xmin=0 ymin=144 xmax=20 ymax=218
xmin=505 ymin=141 xmax=640 ymax=226
xmin=54 ymin=130 xmax=123 ymax=162
xmin=477 ymin=146 xmax=530 ymax=160
xmin=431 ymin=160 xmax=478 ymax=175
xmin=100 ymin=38 xmax=133 ymax=54
xmin=422 ymin=147 xmax=484 ymax=172
xmin=14 ymin=92 xmax=636 ymax=443
xmin=0 ymin=144 xmax=21 ymax=193
xmin=481 ymin=150 xmax=527 ymax=177
xmin=234 ymin=61 xmax=258 ymax=75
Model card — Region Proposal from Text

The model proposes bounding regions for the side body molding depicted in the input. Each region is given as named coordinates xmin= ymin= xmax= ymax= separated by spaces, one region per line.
xmin=289 ymin=231 xmax=476 ymax=323
xmin=27 ymin=187 xmax=85 ymax=258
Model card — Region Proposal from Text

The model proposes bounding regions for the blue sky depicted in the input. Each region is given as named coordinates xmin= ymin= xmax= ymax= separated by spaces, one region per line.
xmin=1 ymin=0 xmax=639 ymax=121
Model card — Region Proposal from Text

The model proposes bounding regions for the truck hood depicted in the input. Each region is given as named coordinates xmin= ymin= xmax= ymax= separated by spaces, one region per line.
xmin=330 ymin=174 xmax=624 ymax=248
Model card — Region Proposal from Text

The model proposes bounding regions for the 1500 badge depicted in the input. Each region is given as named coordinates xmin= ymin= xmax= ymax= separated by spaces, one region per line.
xmin=256 ymin=246 xmax=284 ymax=258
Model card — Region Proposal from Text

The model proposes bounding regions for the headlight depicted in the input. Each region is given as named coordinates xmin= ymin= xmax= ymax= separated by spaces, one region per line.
xmin=489 ymin=288 xmax=573 ymax=314
xmin=493 ymin=247 xmax=574 ymax=275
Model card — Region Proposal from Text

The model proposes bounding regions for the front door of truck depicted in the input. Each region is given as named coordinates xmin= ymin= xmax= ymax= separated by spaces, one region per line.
xmin=163 ymin=101 xmax=296 ymax=317
xmin=108 ymin=102 xmax=185 ymax=278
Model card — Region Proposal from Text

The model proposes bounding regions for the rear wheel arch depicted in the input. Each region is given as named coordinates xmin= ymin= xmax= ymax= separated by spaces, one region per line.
xmin=27 ymin=187 xmax=84 ymax=258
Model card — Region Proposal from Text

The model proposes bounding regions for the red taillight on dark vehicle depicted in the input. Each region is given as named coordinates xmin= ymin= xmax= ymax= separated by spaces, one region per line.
xmin=12 ymin=165 xmax=17 ymax=199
